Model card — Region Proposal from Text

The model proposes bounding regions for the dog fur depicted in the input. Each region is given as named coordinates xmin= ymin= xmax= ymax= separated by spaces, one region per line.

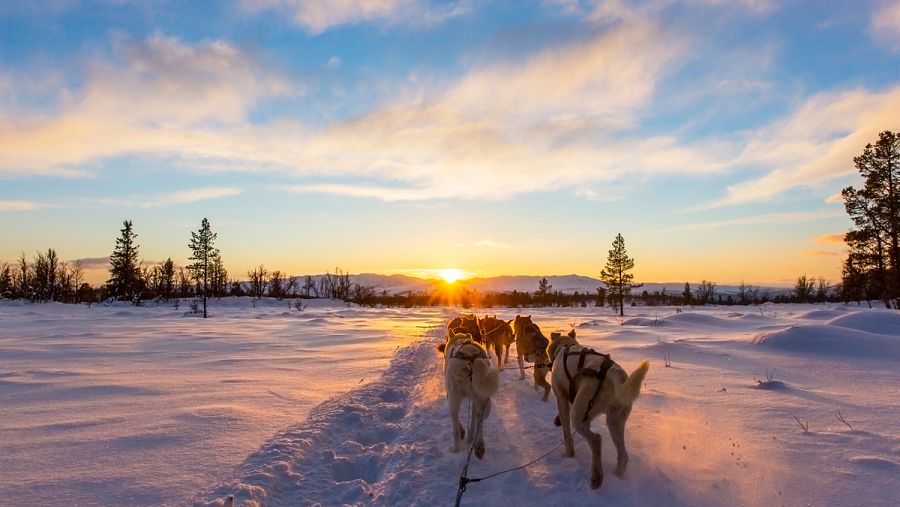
xmin=513 ymin=315 xmax=552 ymax=401
xmin=478 ymin=315 xmax=515 ymax=367
xmin=437 ymin=331 xmax=500 ymax=459
xmin=547 ymin=330 xmax=650 ymax=489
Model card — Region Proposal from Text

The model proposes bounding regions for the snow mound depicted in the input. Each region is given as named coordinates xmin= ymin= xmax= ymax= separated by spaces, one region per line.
xmin=797 ymin=309 xmax=845 ymax=320
xmin=826 ymin=311 xmax=900 ymax=336
xmin=752 ymin=324 xmax=900 ymax=359
xmin=661 ymin=312 xmax=742 ymax=327
xmin=623 ymin=317 xmax=665 ymax=326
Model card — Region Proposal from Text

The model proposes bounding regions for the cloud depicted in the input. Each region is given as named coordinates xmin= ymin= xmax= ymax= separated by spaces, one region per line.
xmin=674 ymin=210 xmax=843 ymax=231
xmin=546 ymin=0 xmax=776 ymax=23
xmin=239 ymin=0 xmax=470 ymax=34
xmin=813 ymin=233 xmax=845 ymax=245
xmin=872 ymin=1 xmax=900 ymax=51
xmin=800 ymin=250 xmax=840 ymax=257
xmin=0 ymin=200 xmax=41 ymax=211
xmin=139 ymin=186 xmax=243 ymax=208
xmin=700 ymin=87 xmax=900 ymax=208
xmin=0 ymin=22 xmax=763 ymax=204
xmin=68 ymin=256 xmax=110 ymax=269
xmin=0 ymin=34 xmax=294 ymax=176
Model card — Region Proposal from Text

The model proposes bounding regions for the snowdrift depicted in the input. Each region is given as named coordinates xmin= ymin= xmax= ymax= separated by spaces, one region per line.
xmin=752 ymin=323 xmax=900 ymax=359
xmin=826 ymin=310 xmax=900 ymax=336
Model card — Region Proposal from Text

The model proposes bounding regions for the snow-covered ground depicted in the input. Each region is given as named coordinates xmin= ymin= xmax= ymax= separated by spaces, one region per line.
xmin=2 ymin=300 xmax=899 ymax=506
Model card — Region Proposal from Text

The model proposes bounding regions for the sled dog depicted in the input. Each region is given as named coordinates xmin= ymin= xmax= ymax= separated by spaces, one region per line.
xmin=513 ymin=315 xmax=552 ymax=401
xmin=478 ymin=315 xmax=515 ymax=367
xmin=547 ymin=330 xmax=650 ymax=489
xmin=437 ymin=331 xmax=500 ymax=459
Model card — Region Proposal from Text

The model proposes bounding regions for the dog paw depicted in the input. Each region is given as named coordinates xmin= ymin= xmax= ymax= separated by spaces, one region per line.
xmin=474 ymin=441 xmax=485 ymax=460
xmin=614 ymin=466 xmax=626 ymax=479
xmin=553 ymin=415 xmax=561 ymax=426
xmin=591 ymin=470 xmax=604 ymax=489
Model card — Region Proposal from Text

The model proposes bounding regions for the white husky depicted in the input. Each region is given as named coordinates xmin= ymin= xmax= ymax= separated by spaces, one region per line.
xmin=548 ymin=330 xmax=650 ymax=489
xmin=437 ymin=331 xmax=500 ymax=459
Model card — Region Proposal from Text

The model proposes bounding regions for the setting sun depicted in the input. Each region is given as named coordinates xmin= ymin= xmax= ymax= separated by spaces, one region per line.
xmin=437 ymin=268 xmax=464 ymax=284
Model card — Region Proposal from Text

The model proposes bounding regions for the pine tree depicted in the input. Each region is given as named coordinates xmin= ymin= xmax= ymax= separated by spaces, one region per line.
xmin=160 ymin=258 xmax=175 ymax=301
xmin=188 ymin=218 xmax=219 ymax=318
xmin=599 ymin=233 xmax=641 ymax=316
xmin=842 ymin=131 xmax=900 ymax=308
xmin=107 ymin=220 xmax=143 ymax=302
xmin=682 ymin=282 xmax=693 ymax=306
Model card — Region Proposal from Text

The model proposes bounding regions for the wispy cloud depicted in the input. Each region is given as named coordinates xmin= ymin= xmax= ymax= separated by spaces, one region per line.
xmin=239 ymin=0 xmax=471 ymax=34
xmin=68 ymin=256 xmax=110 ymax=269
xmin=699 ymin=87 xmax=900 ymax=208
xmin=140 ymin=186 xmax=243 ymax=208
xmin=813 ymin=233 xmax=845 ymax=245
xmin=546 ymin=0 xmax=776 ymax=23
xmin=0 ymin=35 xmax=295 ymax=176
xmin=674 ymin=210 xmax=843 ymax=231
xmin=800 ymin=250 xmax=840 ymax=257
xmin=0 ymin=200 xmax=41 ymax=212
xmin=872 ymin=1 xmax=900 ymax=51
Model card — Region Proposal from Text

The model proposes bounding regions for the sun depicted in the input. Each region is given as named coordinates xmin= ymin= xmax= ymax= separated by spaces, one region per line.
xmin=436 ymin=268 xmax=464 ymax=284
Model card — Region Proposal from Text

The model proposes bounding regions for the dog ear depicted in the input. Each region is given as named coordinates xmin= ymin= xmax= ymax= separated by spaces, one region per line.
xmin=550 ymin=332 xmax=561 ymax=339
xmin=568 ymin=329 xmax=576 ymax=338
xmin=436 ymin=342 xmax=446 ymax=353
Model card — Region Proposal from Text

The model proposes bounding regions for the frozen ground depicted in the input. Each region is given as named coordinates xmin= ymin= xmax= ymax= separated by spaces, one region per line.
xmin=2 ymin=300 xmax=899 ymax=506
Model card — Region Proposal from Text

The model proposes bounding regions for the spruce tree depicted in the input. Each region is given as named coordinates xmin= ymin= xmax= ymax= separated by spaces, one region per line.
xmin=599 ymin=233 xmax=641 ymax=316
xmin=107 ymin=220 xmax=143 ymax=302
xmin=188 ymin=218 xmax=219 ymax=318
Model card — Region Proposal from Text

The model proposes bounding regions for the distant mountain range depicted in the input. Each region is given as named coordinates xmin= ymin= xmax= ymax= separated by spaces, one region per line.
xmin=341 ymin=273 xmax=791 ymax=297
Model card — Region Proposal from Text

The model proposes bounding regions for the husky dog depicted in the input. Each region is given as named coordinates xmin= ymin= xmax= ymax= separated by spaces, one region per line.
xmin=437 ymin=332 xmax=500 ymax=459
xmin=478 ymin=315 xmax=515 ymax=367
xmin=513 ymin=315 xmax=552 ymax=401
xmin=547 ymin=330 xmax=650 ymax=489
xmin=447 ymin=314 xmax=484 ymax=346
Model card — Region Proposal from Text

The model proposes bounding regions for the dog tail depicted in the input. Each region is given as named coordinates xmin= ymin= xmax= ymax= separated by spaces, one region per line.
xmin=471 ymin=359 xmax=500 ymax=399
xmin=617 ymin=360 xmax=650 ymax=406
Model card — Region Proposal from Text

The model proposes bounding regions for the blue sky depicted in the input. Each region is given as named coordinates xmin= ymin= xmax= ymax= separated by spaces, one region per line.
xmin=2 ymin=0 xmax=899 ymax=285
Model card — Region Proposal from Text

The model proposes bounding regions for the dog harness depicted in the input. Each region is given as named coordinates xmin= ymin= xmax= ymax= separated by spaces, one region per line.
xmin=450 ymin=340 xmax=488 ymax=363
xmin=554 ymin=344 xmax=615 ymax=422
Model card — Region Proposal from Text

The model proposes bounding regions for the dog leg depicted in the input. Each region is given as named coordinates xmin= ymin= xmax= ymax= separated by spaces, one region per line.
xmin=573 ymin=391 xmax=604 ymax=489
xmin=449 ymin=394 xmax=463 ymax=453
xmin=493 ymin=342 xmax=503 ymax=368
xmin=503 ymin=343 xmax=511 ymax=365
xmin=607 ymin=404 xmax=632 ymax=478
xmin=517 ymin=352 xmax=526 ymax=380
xmin=466 ymin=400 xmax=476 ymax=444
xmin=555 ymin=390 xmax=575 ymax=458
xmin=474 ymin=398 xmax=489 ymax=460
xmin=535 ymin=366 xmax=551 ymax=401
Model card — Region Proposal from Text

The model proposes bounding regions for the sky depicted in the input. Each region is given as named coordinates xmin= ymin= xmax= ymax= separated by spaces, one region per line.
xmin=1 ymin=0 xmax=899 ymax=286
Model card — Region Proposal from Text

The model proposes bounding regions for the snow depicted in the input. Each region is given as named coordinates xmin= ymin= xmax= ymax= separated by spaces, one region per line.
xmin=2 ymin=301 xmax=898 ymax=506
